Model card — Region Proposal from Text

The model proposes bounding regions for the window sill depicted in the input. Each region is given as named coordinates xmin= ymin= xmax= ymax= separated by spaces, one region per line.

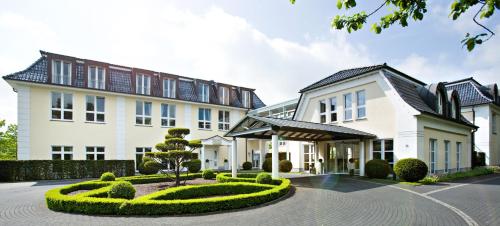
xmin=198 ymin=128 xmax=212 ymax=131
xmin=85 ymin=121 xmax=107 ymax=124
xmin=218 ymin=130 xmax=229 ymax=132
xmin=50 ymin=119 xmax=74 ymax=122
xmin=135 ymin=124 xmax=153 ymax=127
xmin=355 ymin=117 xmax=367 ymax=121
xmin=329 ymin=121 xmax=338 ymax=124
xmin=161 ymin=126 xmax=175 ymax=128
xmin=343 ymin=119 xmax=353 ymax=123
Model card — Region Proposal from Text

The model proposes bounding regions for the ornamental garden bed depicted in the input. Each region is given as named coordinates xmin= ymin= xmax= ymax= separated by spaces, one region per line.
xmin=45 ymin=172 xmax=291 ymax=215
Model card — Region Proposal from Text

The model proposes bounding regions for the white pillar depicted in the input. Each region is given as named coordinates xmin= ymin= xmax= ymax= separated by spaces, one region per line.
xmin=259 ymin=140 xmax=266 ymax=169
xmin=231 ymin=138 xmax=237 ymax=178
xmin=368 ymin=139 xmax=373 ymax=160
xmin=201 ymin=145 xmax=206 ymax=170
xmin=272 ymin=134 xmax=279 ymax=179
xmin=360 ymin=140 xmax=365 ymax=176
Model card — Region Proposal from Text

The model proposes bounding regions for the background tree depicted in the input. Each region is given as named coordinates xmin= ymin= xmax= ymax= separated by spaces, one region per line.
xmin=146 ymin=128 xmax=202 ymax=186
xmin=290 ymin=0 xmax=499 ymax=51
xmin=0 ymin=120 xmax=17 ymax=160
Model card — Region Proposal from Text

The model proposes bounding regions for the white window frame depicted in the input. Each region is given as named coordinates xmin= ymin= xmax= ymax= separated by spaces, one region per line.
xmin=356 ymin=90 xmax=366 ymax=119
xmin=163 ymin=79 xmax=176 ymax=98
xmin=330 ymin=97 xmax=337 ymax=123
xmin=136 ymin=101 xmax=152 ymax=125
xmin=437 ymin=91 xmax=443 ymax=115
xmin=52 ymin=60 xmax=72 ymax=85
xmin=51 ymin=92 xmax=73 ymax=121
xmin=51 ymin=146 xmax=73 ymax=160
xmin=456 ymin=142 xmax=462 ymax=171
xmin=136 ymin=74 xmax=151 ymax=95
xmin=319 ymin=100 xmax=326 ymax=123
xmin=85 ymin=95 xmax=105 ymax=123
xmin=242 ymin=90 xmax=251 ymax=108
xmin=161 ymin=103 xmax=176 ymax=127
xmin=198 ymin=108 xmax=211 ymax=130
xmin=344 ymin=93 xmax=353 ymax=121
xmin=218 ymin=110 xmax=230 ymax=131
xmin=88 ymin=66 xmax=106 ymax=89
xmin=200 ymin=83 xmax=210 ymax=103
xmin=451 ymin=98 xmax=457 ymax=119
xmin=430 ymin=139 xmax=437 ymax=174
xmin=219 ymin=87 xmax=230 ymax=105
xmin=86 ymin=146 xmax=105 ymax=160
xmin=444 ymin=140 xmax=450 ymax=173
xmin=135 ymin=147 xmax=152 ymax=170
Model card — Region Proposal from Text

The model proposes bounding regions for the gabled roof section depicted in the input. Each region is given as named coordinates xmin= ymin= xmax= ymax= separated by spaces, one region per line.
xmin=3 ymin=50 xmax=265 ymax=109
xmin=445 ymin=78 xmax=496 ymax=107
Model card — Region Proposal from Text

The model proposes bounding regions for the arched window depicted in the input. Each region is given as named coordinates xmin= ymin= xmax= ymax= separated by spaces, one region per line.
xmin=451 ymin=97 xmax=457 ymax=119
xmin=436 ymin=91 xmax=443 ymax=115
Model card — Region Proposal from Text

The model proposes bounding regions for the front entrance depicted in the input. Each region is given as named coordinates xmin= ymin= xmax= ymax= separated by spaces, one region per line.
xmin=325 ymin=142 xmax=359 ymax=174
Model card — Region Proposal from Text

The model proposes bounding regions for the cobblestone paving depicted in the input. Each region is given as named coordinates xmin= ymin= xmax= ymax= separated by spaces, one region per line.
xmin=1 ymin=175 xmax=497 ymax=226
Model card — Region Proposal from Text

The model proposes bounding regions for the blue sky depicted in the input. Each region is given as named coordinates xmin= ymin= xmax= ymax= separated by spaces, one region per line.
xmin=0 ymin=0 xmax=499 ymax=124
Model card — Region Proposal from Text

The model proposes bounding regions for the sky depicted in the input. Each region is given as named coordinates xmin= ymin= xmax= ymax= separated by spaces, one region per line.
xmin=0 ymin=0 xmax=499 ymax=124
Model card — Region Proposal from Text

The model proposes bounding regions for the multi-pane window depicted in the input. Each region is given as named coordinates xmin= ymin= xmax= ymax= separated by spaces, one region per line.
xmin=219 ymin=87 xmax=229 ymax=105
xmin=430 ymin=139 xmax=437 ymax=174
xmin=199 ymin=83 xmax=210 ymax=103
xmin=51 ymin=92 xmax=73 ymax=120
xmin=493 ymin=113 xmax=497 ymax=134
xmin=198 ymin=108 xmax=211 ymax=129
xmin=373 ymin=140 xmax=382 ymax=160
xmin=344 ymin=93 xmax=352 ymax=121
xmin=86 ymin=147 xmax=105 ymax=160
xmin=161 ymin=104 xmax=176 ymax=127
xmin=242 ymin=90 xmax=251 ymax=108
xmin=456 ymin=142 xmax=462 ymax=171
xmin=319 ymin=100 xmax=326 ymax=123
xmin=136 ymin=74 xmax=151 ymax=95
xmin=218 ymin=110 xmax=230 ymax=131
xmin=86 ymin=96 xmax=105 ymax=122
xmin=52 ymin=60 xmax=71 ymax=85
xmin=384 ymin=140 xmax=394 ymax=168
xmin=444 ymin=141 xmax=450 ymax=173
xmin=88 ymin=66 xmax=105 ymax=89
xmin=135 ymin=147 xmax=152 ymax=170
xmin=356 ymin=90 xmax=366 ymax=118
xmin=51 ymin=146 xmax=73 ymax=160
xmin=136 ymin=101 xmax=152 ymax=125
xmin=330 ymin=97 xmax=337 ymax=122
xmin=163 ymin=79 xmax=176 ymax=98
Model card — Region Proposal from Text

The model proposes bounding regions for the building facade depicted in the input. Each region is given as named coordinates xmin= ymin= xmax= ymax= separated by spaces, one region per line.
xmin=3 ymin=51 xmax=266 ymax=170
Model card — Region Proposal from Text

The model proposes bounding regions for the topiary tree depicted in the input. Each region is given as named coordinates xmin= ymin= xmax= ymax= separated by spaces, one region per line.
xmin=108 ymin=181 xmax=136 ymax=199
xmin=365 ymin=159 xmax=390 ymax=179
xmin=256 ymin=172 xmax=273 ymax=184
xmin=100 ymin=172 xmax=115 ymax=181
xmin=279 ymin=160 xmax=293 ymax=172
xmin=145 ymin=128 xmax=202 ymax=186
xmin=394 ymin=158 xmax=428 ymax=182
xmin=242 ymin=161 xmax=253 ymax=170
xmin=182 ymin=159 xmax=202 ymax=173
xmin=202 ymin=169 xmax=216 ymax=179
xmin=138 ymin=156 xmax=161 ymax=175
xmin=262 ymin=158 xmax=272 ymax=172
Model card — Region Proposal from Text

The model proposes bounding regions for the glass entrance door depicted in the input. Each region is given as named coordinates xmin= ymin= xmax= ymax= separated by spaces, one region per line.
xmin=326 ymin=142 xmax=359 ymax=174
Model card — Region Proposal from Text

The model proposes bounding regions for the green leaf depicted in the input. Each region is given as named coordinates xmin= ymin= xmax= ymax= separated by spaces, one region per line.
xmin=337 ymin=0 xmax=342 ymax=9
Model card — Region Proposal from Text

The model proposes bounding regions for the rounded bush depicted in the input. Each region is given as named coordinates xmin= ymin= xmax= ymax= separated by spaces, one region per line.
xmin=279 ymin=160 xmax=293 ymax=172
xmin=139 ymin=160 xmax=161 ymax=175
xmin=262 ymin=158 xmax=272 ymax=172
xmin=256 ymin=172 xmax=272 ymax=184
xmin=394 ymin=158 xmax=428 ymax=182
xmin=242 ymin=161 xmax=253 ymax=170
xmin=100 ymin=172 xmax=116 ymax=181
xmin=202 ymin=169 xmax=215 ymax=179
xmin=107 ymin=181 xmax=135 ymax=199
xmin=182 ymin=159 xmax=201 ymax=173
xmin=365 ymin=159 xmax=390 ymax=179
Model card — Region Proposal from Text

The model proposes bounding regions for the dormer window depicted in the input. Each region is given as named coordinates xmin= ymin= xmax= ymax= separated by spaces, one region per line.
xmin=451 ymin=97 xmax=457 ymax=119
xmin=436 ymin=91 xmax=443 ymax=115
xmin=242 ymin=90 xmax=251 ymax=108
xmin=88 ymin=66 xmax=105 ymax=89
xmin=219 ymin=86 xmax=229 ymax=105
xmin=199 ymin=83 xmax=210 ymax=103
xmin=136 ymin=74 xmax=151 ymax=95
xmin=52 ymin=60 xmax=71 ymax=85
xmin=163 ymin=79 xmax=176 ymax=98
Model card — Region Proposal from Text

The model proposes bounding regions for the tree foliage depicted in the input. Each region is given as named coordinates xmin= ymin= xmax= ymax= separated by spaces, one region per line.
xmin=290 ymin=0 xmax=499 ymax=51
xmin=145 ymin=128 xmax=201 ymax=186
xmin=0 ymin=120 xmax=17 ymax=160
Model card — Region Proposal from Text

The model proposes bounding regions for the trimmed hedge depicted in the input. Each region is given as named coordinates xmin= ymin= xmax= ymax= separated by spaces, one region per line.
xmin=108 ymin=181 xmax=135 ymax=199
xmin=262 ymin=158 xmax=272 ymax=172
xmin=0 ymin=160 xmax=135 ymax=182
xmin=45 ymin=175 xmax=291 ymax=215
xmin=394 ymin=158 xmax=428 ymax=182
xmin=242 ymin=161 xmax=253 ymax=170
xmin=256 ymin=173 xmax=272 ymax=184
xmin=279 ymin=160 xmax=293 ymax=172
xmin=216 ymin=173 xmax=282 ymax=185
xmin=118 ymin=173 xmax=201 ymax=184
xmin=100 ymin=172 xmax=116 ymax=181
xmin=202 ymin=169 xmax=215 ymax=179
xmin=365 ymin=159 xmax=390 ymax=179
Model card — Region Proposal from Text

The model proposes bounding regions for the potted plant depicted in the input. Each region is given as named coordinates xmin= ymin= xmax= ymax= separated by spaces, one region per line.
xmin=318 ymin=158 xmax=323 ymax=174
xmin=224 ymin=159 xmax=229 ymax=170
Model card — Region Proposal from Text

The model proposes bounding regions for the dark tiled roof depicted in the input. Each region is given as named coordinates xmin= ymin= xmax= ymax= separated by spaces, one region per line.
xmin=300 ymin=65 xmax=385 ymax=93
xmin=3 ymin=51 xmax=265 ymax=109
xmin=445 ymin=79 xmax=495 ymax=107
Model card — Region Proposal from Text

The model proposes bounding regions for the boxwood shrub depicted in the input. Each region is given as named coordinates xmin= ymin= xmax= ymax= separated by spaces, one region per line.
xmin=394 ymin=158 xmax=428 ymax=182
xmin=262 ymin=158 xmax=272 ymax=172
xmin=216 ymin=173 xmax=282 ymax=185
xmin=365 ymin=159 xmax=390 ymax=179
xmin=279 ymin=160 xmax=293 ymax=172
xmin=256 ymin=173 xmax=272 ymax=184
xmin=202 ymin=169 xmax=215 ymax=179
xmin=242 ymin=161 xmax=253 ymax=170
xmin=100 ymin=172 xmax=116 ymax=181
xmin=108 ymin=181 xmax=135 ymax=199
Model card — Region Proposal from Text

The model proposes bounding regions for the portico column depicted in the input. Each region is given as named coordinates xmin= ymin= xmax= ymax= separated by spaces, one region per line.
xmin=359 ymin=140 xmax=365 ymax=176
xmin=201 ymin=145 xmax=206 ymax=170
xmin=368 ymin=139 xmax=373 ymax=160
xmin=272 ymin=134 xmax=279 ymax=179
xmin=231 ymin=138 xmax=237 ymax=178
xmin=259 ymin=140 xmax=266 ymax=169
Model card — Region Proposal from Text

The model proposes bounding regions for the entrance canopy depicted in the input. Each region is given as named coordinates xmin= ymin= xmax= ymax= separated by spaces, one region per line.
xmin=225 ymin=115 xmax=375 ymax=141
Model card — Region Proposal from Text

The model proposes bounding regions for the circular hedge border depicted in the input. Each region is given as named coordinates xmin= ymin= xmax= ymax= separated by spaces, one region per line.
xmin=46 ymin=173 xmax=291 ymax=215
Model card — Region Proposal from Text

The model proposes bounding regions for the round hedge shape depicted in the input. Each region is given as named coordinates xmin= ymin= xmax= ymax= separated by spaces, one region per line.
xmin=139 ymin=161 xmax=161 ymax=175
xmin=202 ymin=169 xmax=215 ymax=179
xmin=262 ymin=158 xmax=272 ymax=172
xmin=394 ymin=158 xmax=428 ymax=182
xmin=256 ymin=173 xmax=272 ymax=184
xmin=182 ymin=159 xmax=202 ymax=173
xmin=108 ymin=181 xmax=136 ymax=199
xmin=279 ymin=160 xmax=293 ymax=172
xmin=365 ymin=159 xmax=390 ymax=179
xmin=100 ymin=172 xmax=116 ymax=181
xmin=242 ymin=161 xmax=253 ymax=170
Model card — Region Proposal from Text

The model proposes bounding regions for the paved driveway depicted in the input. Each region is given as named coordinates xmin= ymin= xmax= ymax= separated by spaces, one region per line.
xmin=0 ymin=175 xmax=499 ymax=226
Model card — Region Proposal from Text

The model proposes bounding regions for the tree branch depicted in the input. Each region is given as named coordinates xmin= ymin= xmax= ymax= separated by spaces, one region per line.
xmin=473 ymin=3 xmax=495 ymax=41
xmin=367 ymin=0 xmax=390 ymax=18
